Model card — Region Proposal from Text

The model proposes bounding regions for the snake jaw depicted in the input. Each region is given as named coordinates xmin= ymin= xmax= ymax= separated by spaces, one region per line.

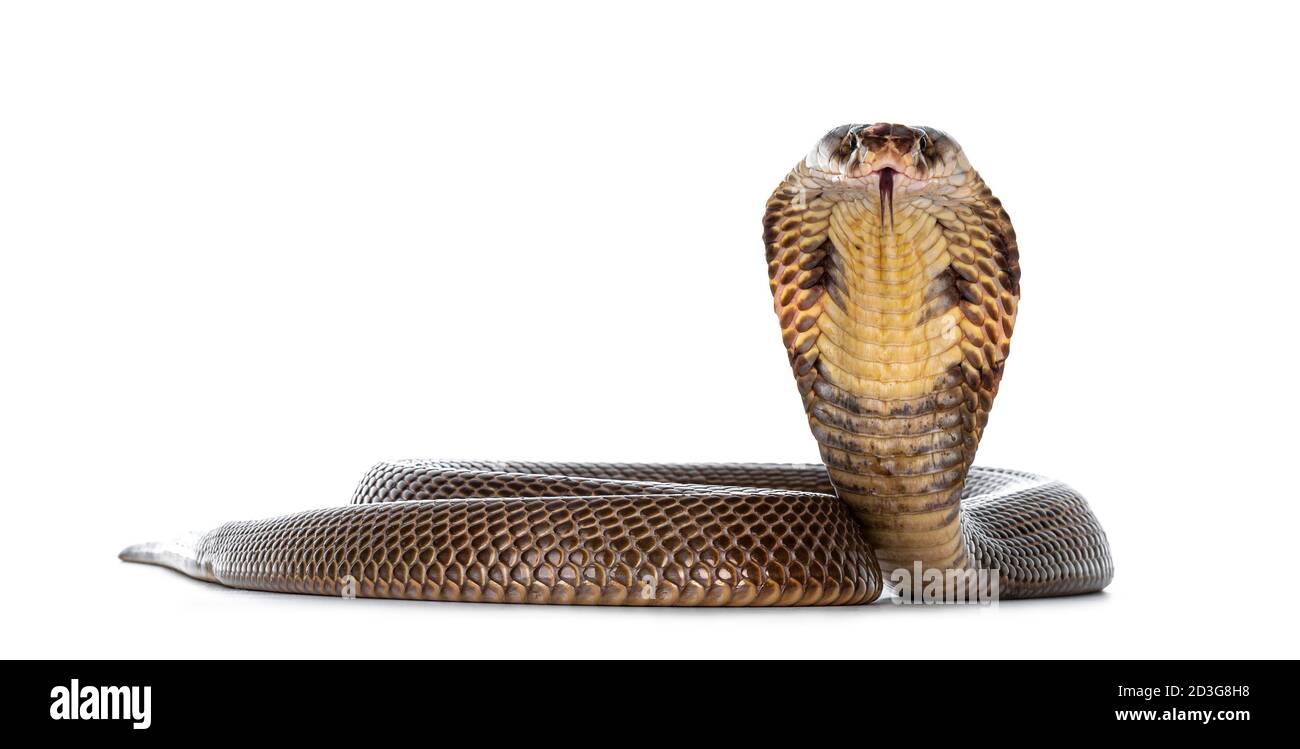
xmin=804 ymin=123 xmax=973 ymax=196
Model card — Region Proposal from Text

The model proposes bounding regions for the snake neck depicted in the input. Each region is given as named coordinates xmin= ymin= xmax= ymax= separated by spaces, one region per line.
xmin=765 ymin=166 xmax=1019 ymax=579
xmin=814 ymin=198 xmax=972 ymax=572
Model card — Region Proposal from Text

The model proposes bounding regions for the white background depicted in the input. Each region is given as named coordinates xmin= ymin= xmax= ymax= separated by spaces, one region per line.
xmin=2 ymin=1 xmax=1297 ymax=659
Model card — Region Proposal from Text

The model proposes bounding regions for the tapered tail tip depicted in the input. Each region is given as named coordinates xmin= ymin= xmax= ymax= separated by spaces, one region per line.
xmin=118 ymin=534 xmax=216 ymax=582
xmin=119 ymin=542 xmax=160 ymax=563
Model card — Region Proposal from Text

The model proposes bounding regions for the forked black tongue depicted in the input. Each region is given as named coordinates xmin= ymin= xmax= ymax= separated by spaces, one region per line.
xmin=878 ymin=167 xmax=895 ymax=231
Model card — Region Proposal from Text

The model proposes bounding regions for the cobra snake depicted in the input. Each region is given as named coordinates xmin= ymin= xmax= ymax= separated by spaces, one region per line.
xmin=121 ymin=123 xmax=1113 ymax=605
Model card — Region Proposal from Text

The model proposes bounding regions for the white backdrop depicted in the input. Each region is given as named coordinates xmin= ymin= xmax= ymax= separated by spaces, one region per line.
xmin=2 ymin=1 xmax=1297 ymax=658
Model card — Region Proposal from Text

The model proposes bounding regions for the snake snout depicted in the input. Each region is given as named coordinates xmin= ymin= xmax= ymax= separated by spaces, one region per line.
xmin=858 ymin=122 xmax=917 ymax=157
xmin=810 ymin=122 xmax=951 ymax=185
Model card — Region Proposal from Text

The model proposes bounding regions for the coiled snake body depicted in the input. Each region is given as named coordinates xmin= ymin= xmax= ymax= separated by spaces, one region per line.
xmin=122 ymin=124 xmax=1113 ymax=605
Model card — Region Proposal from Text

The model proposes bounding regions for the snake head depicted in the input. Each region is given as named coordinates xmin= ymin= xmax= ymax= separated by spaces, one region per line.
xmin=803 ymin=123 xmax=970 ymax=193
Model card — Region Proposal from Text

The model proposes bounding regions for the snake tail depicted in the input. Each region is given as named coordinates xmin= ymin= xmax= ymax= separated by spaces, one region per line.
xmin=120 ymin=463 xmax=882 ymax=606
xmin=119 ymin=537 xmax=216 ymax=583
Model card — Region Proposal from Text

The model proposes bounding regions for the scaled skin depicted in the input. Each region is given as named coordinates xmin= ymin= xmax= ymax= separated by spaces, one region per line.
xmin=764 ymin=123 xmax=1021 ymax=579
